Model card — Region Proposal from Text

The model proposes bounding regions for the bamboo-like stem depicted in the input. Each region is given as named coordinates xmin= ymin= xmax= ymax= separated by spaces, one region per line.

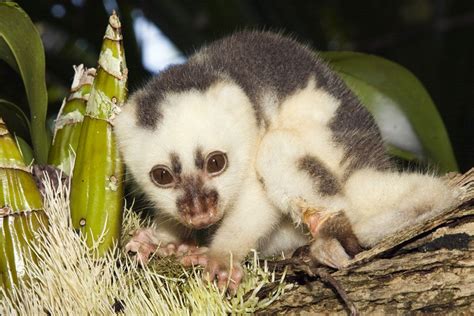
xmin=0 ymin=118 xmax=48 ymax=293
xmin=69 ymin=12 xmax=127 ymax=256
xmin=48 ymin=65 xmax=96 ymax=175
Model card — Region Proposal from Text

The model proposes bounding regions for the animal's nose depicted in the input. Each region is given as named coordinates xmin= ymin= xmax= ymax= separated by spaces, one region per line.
xmin=177 ymin=189 xmax=219 ymax=229
xmin=191 ymin=195 xmax=206 ymax=215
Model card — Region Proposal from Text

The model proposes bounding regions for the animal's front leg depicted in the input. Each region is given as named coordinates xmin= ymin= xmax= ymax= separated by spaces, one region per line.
xmin=205 ymin=176 xmax=280 ymax=293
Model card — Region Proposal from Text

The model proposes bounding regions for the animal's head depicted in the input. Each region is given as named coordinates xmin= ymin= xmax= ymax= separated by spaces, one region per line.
xmin=115 ymin=63 xmax=258 ymax=229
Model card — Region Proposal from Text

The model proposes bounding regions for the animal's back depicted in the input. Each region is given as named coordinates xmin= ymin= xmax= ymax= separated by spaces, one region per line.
xmin=192 ymin=31 xmax=391 ymax=174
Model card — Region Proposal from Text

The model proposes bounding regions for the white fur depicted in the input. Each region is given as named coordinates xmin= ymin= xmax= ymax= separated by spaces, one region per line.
xmin=116 ymin=81 xmax=273 ymax=258
xmin=116 ymin=74 xmax=457 ymax=268
xmin=209 ymin=173 xmax=281 ymax=260
xmin=344 ymin=168 xmax=457 ymax=246
xmin=256 ymin=79 xmax=349 ymax=222
xmin=116 ymin=81 xmax=258 ymax=223
xmin=254 ymin=77 xmax=456 ymax=259
xmin=259 ymin=216 xmax=307 ymax=257
xmin=271 ymin=78 xmax=346 ymax=176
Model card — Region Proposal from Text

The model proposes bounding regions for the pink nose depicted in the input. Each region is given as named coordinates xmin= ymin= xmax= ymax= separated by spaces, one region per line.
xmin=176 ymin=188 xmax=219 ymax=229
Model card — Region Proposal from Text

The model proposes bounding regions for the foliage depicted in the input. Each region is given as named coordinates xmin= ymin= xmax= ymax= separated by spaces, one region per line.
xmin=0 ymin=1 xmax=463 ymax=308
xmin=0 ymin=2 xmax=49 ymax=164
xmin=0 ymin=2 xmax=461 ymax=172
xmin=0 ymin=176 xmax=287 ymax=314
xmin=322 ymin=52 xmax=459 ymax=173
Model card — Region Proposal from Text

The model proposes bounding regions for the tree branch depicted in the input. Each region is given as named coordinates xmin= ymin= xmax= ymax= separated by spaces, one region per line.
xmin=261 ymin=169 xmax=474 ymax=314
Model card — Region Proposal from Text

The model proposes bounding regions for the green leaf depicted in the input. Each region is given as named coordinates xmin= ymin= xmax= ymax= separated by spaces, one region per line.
xmin=0 ymin=2 xmax=50 ymax=164
xmin=0 ymin=99 xmax=30 ymax=142
xmin=0 ymin=35 xmax=18 ymax=72
xmin=320 ymin=51 xmax=458 ymax=173
xmin=15 ymin=136 xmax=34 ymax=166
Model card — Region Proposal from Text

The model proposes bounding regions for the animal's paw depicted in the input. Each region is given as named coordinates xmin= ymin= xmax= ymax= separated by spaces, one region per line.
xmin=179 ymin=246 xmax=209 ymax=267
xmin=125 ymin=228 xmax=204 ymax=265
xmin=204 ymin=256 xmax=244 ymax=294
xmin=302 ymin=207 xmax=334 ymax=237
xmin=125 ymin=228 xmax=159 ymax=264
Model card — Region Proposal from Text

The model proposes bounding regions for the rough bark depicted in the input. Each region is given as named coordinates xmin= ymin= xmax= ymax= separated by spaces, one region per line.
xmin=261 ymin=169 xmax=474 ymax=315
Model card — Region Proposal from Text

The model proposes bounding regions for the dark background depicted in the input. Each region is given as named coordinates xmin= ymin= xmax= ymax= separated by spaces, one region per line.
xmin=5 ymin=0 xmax=474 ymax=171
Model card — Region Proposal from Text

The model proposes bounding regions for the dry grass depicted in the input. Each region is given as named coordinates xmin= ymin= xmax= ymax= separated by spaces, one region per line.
xmin=0 ymin=174 xmax=289 ymax=315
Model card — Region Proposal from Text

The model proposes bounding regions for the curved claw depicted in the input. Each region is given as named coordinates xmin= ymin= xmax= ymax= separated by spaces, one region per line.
xmin=302 ymin=208 xmax=336 ymax=237
xmin=124 ymin=229 xmax=159 ymax=264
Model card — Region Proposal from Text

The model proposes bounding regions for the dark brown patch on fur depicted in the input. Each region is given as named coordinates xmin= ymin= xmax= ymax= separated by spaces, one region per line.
xmin=194 ymin=31 xmax=333 ymax=125
xmin=201 ymin=32 xmax=392 ymax=173
xmin=194 ymin=147 xmax=205 ymax=170
xmin=326 ymin=83 xmax=393 ymax=178
xmin=319 ymin=212 xmax=364 ymax=257
xmin=170 ymin=153 xmax=182 ymax=176
xmin=176 ymin=175 xmax=219 ymax=217
xmin=134 ymin=64 xmax=219 ymax=129
xmin=298 ymin=155 xmax=341 ymax=196
xmin=131 ymin=29 xmax=393 ymax=180
xmin=133 ymin=31 xmax=362 ymax=129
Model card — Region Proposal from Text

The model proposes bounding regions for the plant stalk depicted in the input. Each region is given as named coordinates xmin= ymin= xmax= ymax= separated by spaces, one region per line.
xmin=0 ymin=117 xmax=48 ymax=293
xmin=69 ymin=12 xmax=127 ymax=256
xmin=48 ymin=65 xmax=96 ymax=175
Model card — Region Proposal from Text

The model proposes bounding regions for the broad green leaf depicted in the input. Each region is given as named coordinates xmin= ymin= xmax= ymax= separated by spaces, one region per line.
xmin=321 ymin=51 xmax=458 ymax=173
xmin=0 ymin=2 xmax=50 ymax=163
xmin=0 ymin=99 xmax=30 ymax=142
xmin=0 ymin=36 xmax=18 ymax=72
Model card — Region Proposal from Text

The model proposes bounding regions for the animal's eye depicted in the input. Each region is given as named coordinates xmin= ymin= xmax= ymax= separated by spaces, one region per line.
xmin=150 ymin=165 xmax=175 ymax=187
xmin=205 ymin=151 xmax=228 ymax=176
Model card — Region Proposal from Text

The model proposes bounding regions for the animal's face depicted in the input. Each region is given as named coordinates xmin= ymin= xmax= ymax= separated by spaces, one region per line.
xmin=115 ymin=81 xmax=258 ymax=229
xmin=146 ymin=149 xmax=228 ymax=229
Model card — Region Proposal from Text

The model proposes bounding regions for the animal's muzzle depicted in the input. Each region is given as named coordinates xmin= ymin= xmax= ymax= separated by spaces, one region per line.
xmin=176 ymin=177 xmax=220 ymax=229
